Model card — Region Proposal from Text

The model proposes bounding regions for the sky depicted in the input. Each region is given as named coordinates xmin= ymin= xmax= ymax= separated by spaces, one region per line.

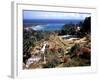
xmin=23 ymin=10 xmax=91 ymax=20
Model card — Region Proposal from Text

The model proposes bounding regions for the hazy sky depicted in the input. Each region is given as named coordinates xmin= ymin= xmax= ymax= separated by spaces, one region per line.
xmin=23 ymin=10 xmax=91 ymax=20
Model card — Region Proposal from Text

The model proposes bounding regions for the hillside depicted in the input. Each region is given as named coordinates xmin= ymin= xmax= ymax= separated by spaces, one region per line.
xmin=23 ymin=33 xmax=90 ymax=69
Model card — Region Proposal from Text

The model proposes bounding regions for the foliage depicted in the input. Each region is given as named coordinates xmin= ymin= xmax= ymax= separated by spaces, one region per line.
xmin=59 ymin=24 xmax=77 ymax=35
xmin=79 ymin=17 xmax=91 ymax=37
xmin=67 ymin=44 xmax=80 ymax=56
xmin=23 ymin=17 xmax=91 ymax=68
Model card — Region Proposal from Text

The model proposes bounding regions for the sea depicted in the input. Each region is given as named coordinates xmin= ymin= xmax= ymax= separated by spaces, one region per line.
xmin=23 ymin=19 xmax=83 ymax=31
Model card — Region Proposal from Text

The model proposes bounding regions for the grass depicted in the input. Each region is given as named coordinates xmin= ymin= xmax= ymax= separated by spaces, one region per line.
xmin=23 ymin=34 xmax=91 ymax=69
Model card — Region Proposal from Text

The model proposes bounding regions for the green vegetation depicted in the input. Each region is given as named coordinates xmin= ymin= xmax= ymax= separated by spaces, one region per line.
xmin=23 ymin=17 xmax=91 ymax=69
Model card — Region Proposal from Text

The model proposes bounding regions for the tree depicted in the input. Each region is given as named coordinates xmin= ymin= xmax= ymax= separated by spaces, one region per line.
xmin=59 ymin=23 xmax=76 ymax=35
xmin=79 ymin=17 xmax=91 ymax=37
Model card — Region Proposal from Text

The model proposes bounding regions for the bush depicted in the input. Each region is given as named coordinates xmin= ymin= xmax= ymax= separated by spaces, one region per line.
xmin=42 ymin=49 xmax=61 ymax=68
xmin=68 ymin=44 xmax=80 ymax=56
xmin=43 ymin=58 xmax=60 ymax=68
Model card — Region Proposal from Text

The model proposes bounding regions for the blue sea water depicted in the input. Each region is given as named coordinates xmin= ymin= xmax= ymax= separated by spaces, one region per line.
xmin=23 ymin=19 xmax=83 ymax=31
xmin=23 ymin=19 xmax=82 ymax=24
xmin=31 ymin=24 xmax=65 ymax=31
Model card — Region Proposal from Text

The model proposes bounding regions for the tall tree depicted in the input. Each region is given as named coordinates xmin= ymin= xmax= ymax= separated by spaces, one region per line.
xmin=80 ymin=17 xmax=91 ymax=34
xmin=78 ymin=17 xmax=91 ymax=37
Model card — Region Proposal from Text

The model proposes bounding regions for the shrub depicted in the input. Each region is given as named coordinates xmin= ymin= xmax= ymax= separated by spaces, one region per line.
xmin=68 ymin=44 xmax=80 ymax=56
